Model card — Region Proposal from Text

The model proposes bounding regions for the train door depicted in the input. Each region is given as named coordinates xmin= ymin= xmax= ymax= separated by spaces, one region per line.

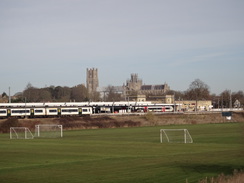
xmin=79 ymin=108 xmax=82 ymax=116
xmin=7 ymin=109 xmax=11 ymax=117
xmin=58 ymin=108 xmax=61 ymax=116
xmin=30 ymin=108 xmax=35 ymax=117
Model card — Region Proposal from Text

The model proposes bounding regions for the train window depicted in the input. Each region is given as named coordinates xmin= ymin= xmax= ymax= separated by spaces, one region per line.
xmin=0 ymin=110 xmax=6 ymax=114
xmin=49 ymin=110 xmax=57 ymax=113
xmin=62 ymin=109 xmax=78 ymax=112
xmin=12 ymin=110 xmax=30 ymax=113
xmin=82 ymin=109 xmax=88 ymax=112
xmin=35 ymin=110 xmax=43 ymax=113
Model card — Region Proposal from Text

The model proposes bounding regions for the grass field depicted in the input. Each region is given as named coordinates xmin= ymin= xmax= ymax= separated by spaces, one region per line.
xmin=0 ymin=122 xmax=244 ymax=183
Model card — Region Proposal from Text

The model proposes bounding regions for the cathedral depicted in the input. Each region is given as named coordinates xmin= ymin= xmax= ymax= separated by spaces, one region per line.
xmin=86 ymin=68 xmax=170 ymax=100
xmin=124 ymin=73 xmax=170 ymax=95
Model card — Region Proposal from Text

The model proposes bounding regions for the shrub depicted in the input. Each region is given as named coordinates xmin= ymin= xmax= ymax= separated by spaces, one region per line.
xmin=144 ymin=112 xmax=155 ymax=121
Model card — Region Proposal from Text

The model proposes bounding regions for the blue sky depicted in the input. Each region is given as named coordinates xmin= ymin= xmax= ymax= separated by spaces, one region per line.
xmin=1 ymin=0 xmax=244 ymax=95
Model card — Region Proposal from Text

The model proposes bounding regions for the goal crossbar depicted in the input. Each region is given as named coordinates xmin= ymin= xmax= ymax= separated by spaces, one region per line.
xmin=160 ymin=129 xmax=193 ymax=143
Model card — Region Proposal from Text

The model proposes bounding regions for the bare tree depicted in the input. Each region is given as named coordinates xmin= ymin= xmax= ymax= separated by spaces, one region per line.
xmin=104 ymin=85 xmax=123 ymax=102
xmin=89 ymin=91 xmax=100 ymax=102
xmin=71 ymin=84 xmax=88 ymax=102
xmin=53 ymin=86 xmax=71 ymax=102
xmin=39 ymin=88 xmax=52 ymax=102
xmin=2 ymin=92 xmax=7 ymax=98
xmin=23 ymin=83 xmax=39 ymax=102
xmin=219 ymin=90 xmax=243 ymax=108
xmin=186 ymin=79 xmax=210 ymax=111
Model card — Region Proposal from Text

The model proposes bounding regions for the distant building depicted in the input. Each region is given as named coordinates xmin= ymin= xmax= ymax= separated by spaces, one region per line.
xmin=0 ymin=95 xmax=8 ymax=103
xmin=176 ymin=100 xmax=212 ymax=111
xmin=86 ymin=68 xmax=99 ymax=94
xmin=124 ymin=73 xmax=170 ymax=96
xmin=148 ymin=95 xmax=175 ymax=104
xmin=87 ymin=71 xmax=171 ymax=102
xmin=125 ymin=73 xmax=142 ymax=92
xmin=141 ymin=84 xmax=170 ymax=95
xmin=234 ymin=99 xmax=241 ymax=108
xmin=127 ymin=94 xmax=146 ymax=102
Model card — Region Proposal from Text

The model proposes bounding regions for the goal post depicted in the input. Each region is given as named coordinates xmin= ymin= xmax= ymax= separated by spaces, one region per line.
xmin=35 ymin=124 xmax=63 ymax=138
xmin=10 ymin=127 xmax=34 ymax=139
xmin=160 ymin=129 xmax=193 ymax=143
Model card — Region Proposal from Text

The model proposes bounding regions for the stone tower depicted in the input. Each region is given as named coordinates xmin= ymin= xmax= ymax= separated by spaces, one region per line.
xmin=125 ymin=73 xmax=142 ymax=92
xmin=86 ymin=68 xmax=99 ymax=93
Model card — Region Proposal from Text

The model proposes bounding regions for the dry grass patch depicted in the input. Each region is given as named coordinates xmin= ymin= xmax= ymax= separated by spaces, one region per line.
xmin=198 ymin=170 xmax=244 ymax=183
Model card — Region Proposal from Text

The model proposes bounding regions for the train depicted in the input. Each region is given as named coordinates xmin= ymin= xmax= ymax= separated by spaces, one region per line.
xmin=0 ymin=101 xmax=177 ymax=118
xmin=135 ymin=105 xmax=174 ymax=112
xmin=0 ymin=107 xmax=93 ymax=118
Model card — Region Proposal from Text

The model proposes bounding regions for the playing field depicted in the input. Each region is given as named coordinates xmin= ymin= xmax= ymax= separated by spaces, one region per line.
xmin=0 ymin=122 xmax=244 ymax=183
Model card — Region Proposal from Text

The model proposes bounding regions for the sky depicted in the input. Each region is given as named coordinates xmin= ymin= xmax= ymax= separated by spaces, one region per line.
xmin=1 ymin=0 xmax=244 ymax=96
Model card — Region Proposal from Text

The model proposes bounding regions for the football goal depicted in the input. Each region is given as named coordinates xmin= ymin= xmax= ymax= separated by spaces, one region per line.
xmin=10 ymin=127 xmax=34 ymax=139
xmin=160 ymin=129 xmax=193 ymax=143
xmin=35 ymin=124 xmax=63 ymax=138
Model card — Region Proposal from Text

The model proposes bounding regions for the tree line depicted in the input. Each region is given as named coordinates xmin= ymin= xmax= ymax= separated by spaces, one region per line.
xmin=2 ymin=79 xmax=244 ymax=108
xmin=169 ymin=79 xmax=243 ymax=108
xmin=10 ymin=83 xmax=91 ymax=103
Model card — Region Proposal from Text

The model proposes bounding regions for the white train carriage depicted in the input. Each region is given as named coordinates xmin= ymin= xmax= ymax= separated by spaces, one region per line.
xmin=46 ymin=107 xmax=93 ymax=116
xmin=9 ymin=108 xmax=31 ymax=117
xmin=0 ymin=109 xmax=7 ymax=118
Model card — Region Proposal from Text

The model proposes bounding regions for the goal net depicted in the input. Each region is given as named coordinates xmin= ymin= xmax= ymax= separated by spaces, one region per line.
xmin=35 ymin=124 xmax=63 ymax=138
xmin=160 ymin=129 xmax=193 ymax=143
xmin=10 ymin=127 xmax=34 ymax=139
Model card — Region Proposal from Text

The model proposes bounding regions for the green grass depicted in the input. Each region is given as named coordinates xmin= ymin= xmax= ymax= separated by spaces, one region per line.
xmin=0 ymin=123 xmax=244 ymax=183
